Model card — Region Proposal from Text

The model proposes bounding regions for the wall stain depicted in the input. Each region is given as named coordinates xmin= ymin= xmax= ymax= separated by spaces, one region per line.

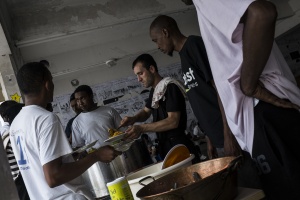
xmin=5 ymin=0 xmax=165 ymax=41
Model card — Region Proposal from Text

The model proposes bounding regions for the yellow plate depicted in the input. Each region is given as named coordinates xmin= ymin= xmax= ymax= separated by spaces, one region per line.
xmin=161 ymin=144 xmax=190 ymax=169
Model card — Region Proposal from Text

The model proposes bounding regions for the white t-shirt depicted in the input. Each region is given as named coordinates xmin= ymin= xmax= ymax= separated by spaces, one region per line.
xmin=193 ymin=0 xmax=300 ymax=153
xmin=10 ymin=105 xmax=93 ymax=200
xmin=72 ymin=106 xmax=122 ymax=149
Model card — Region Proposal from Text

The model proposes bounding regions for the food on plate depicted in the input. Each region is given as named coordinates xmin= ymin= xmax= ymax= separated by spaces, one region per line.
xmin=108 ymin=128 xmax=123 ymax=138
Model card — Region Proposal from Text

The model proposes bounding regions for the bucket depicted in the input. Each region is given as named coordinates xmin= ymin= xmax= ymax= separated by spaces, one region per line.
xmin=126 ymin=154 xmax=194 ymax=199
xmin=107 ymin=177 xmax=134 ymax=200
xmin=82 ymin=139 xmax=153 ymax=198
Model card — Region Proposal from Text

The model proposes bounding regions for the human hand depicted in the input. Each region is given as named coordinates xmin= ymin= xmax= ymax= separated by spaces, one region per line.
xmin=253 ymin=81 xmax=300 ymax=110
xmin=205 ymin=136 xmax=218 ymax=159
xmin=123 ymin=125 xmax=143 ymax=140
xmin=223 ymin=131 xmax=242 ymax=157
xmin=119 ymin=116 xmax=135 ymax=128
xmin=94 ymin=145 xmax=122 ymax=163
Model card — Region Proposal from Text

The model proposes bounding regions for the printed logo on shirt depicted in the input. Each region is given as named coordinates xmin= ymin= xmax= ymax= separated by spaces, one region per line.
xmin=253 ymin=154 xmax=271 ymax=175
xmin=11 ymin=130 xmax=30 ymax=171
xmin=183 ymin=67 xmax=198 ymax=91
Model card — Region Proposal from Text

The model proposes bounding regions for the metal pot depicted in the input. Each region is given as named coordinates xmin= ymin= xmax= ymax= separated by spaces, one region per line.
xmin=127 ymin=154 xmax=194 ymax=200
xmin=136 ymin=156 xmax=241 ymax=200
xmin=82 ymin=139 xmax=153 ymax=198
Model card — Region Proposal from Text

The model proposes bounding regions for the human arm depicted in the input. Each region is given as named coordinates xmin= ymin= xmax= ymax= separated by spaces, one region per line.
xmin=123 ymin=111 xmax=181 ymax=140
xmin=205 ymin=135 xmax=218 ymax=159
xmin=119 ymin=107 xmax=152 ymax=128
xmin=240 ymin=0 xmax=299 ymax=109
xmin=211 ymin=81 xmax=242 ymax=157
xmin=43 ymin=145 xmax=121 ymax=188
xmin=124 ymin=84 xmax=184 ymax=140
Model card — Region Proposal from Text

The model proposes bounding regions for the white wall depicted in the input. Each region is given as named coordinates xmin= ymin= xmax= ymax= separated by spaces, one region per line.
xmin=53 ymin=50 xmax=181 ymax=96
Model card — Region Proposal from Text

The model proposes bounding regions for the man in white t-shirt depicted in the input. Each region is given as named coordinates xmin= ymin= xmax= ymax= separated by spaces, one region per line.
xmin=181 ymin=0 xmax=300 ymax=198
xmin=10 ymin=62 xmax=121 ymax=200
xmin=72 ymin=85 xmax=123 ymax=149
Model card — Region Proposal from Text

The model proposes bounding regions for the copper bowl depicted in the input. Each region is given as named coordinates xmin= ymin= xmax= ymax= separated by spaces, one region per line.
xmin=136 ymin=156 xmax=241 ymax=200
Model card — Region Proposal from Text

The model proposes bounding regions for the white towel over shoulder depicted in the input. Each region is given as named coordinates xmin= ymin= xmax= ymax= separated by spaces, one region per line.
xmin=151 ymin=77 xmax=187 ymax=109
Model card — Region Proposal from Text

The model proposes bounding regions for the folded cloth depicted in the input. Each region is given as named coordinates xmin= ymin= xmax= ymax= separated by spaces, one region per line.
xmin=151 ymin=77 xmax=187 ymax=109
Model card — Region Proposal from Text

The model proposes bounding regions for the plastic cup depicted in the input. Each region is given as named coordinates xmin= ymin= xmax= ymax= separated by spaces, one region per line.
xmin=107 ymin=176 xmax=134 ymax=200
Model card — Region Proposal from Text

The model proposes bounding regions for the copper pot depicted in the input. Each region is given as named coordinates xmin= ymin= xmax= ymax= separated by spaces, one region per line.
xmin=136 ymin=156 xmax=241 ymax=200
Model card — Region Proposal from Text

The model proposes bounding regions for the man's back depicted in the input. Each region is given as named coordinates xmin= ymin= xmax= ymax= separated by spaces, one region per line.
xmin=10 ymin=105 xmax=92 ymax=200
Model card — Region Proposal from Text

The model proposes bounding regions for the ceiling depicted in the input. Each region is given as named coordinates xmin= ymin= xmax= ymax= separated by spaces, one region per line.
xmin=0 ymin=0 xmax=299 ymax=81
xmin=0 ymin=0 xmax=199 ymax=79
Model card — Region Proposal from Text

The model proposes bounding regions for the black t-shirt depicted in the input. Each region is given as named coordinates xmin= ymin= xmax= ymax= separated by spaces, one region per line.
xmin=146 ymin=83 xmax=187 ymax=140
xmin=65 ymin=115 xmax=78 ymax=138
xmin=179 ymin=35 xmax=224 ymax=148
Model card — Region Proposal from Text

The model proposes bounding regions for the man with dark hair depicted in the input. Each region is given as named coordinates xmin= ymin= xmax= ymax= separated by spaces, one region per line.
xmin=0 ymin=100 xmax=18 ymax=136
xmin=180 ymin=0 xmax=300 ymax=198
xmin=120 ymin=54 xmax=200 ymax=163
xmin=65 ymin=93 xmax=82 ymax=141
xmin=10 ymin=62 xmax=121 ymax=200
xmin=149 ymin=15 xmax=264 ymax=189
xmin=131 ymin=53 xmax=159 ymax=71
xmin=150 ymin=15 xmax=239 ymax=159
xmin=72 ymin=84 xmax=123 ymax=149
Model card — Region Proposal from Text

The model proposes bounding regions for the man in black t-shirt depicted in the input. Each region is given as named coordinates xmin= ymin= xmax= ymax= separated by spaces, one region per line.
xmin=149 ymin=15 xmax=263 ymax=189
xmin=150 ymin=15 xmax=241 ymax=158
xmin=121 ymin=54 xmax=200 ymax=163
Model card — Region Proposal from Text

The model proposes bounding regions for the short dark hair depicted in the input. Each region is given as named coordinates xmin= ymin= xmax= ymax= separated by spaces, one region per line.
xmin=74 ymin=85 xmax=93 ymax=97
xmin=2 ymin=103 xmax=24 ymax=124
xmin=0 ymin=100 xmax=18 ymax=116
xmin=150 ymin=15 xmax=180 ymax=33
xmin=69 ymin=93 xmax=75 ymax=102
xmin=17 ymin=62 xmax=51 ymax=95
xmin=132 ymin=54 xmax=158 ymax=72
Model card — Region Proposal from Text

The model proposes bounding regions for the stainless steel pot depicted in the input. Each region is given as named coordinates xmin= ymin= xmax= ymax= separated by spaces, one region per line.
xmin=136 ymin=156 xmax=241 ymax=200
xmin=82 ymin=139 xmax=153 ymax=198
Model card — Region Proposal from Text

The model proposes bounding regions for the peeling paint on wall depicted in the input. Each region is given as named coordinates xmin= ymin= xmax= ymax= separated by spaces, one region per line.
xmin=6 ymin=0 xmax=165 ymax=41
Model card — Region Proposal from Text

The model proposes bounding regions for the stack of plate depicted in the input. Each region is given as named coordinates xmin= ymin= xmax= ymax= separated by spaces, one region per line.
xmin=104 ymin=133 xmax=135 ymax=152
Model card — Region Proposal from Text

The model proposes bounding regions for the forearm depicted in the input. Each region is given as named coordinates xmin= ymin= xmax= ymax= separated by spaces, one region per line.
xmin=133 ymin=109 xmax=151 ymax=122
xmin=140 ymin=117 xmax=178 ymax=133
xmin=211 ymin=81 xmax=231 ymax=136
xmin=241 ymin=0 xmax=277 ymax=96
xmin=215 ymin=96 xmax=241 ymax=156
xmin=44 ymin=153 xmax=97 ymax=188
xmin=211 ymin=81 xmax=241 ymax=156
